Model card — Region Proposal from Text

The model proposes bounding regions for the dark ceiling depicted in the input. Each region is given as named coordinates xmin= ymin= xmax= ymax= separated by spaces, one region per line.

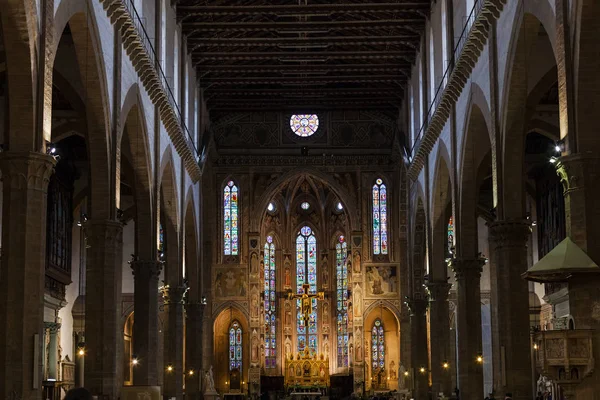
xmin=176 ymin=1 xmax=430 ymax=115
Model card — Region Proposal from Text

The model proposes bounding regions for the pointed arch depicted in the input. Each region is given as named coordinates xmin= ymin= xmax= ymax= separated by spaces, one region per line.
xmin=0 ymin=0 xmax=38 ymax=148
xmin=430 ymin=142 xmax=453 ymax=280
xmin=159 ymin=148 xmax=180 ymax=285
xmin=253 ymin=168 xmax=359 ymax=231
xmin=51 ymin=6 xmax=112 ymax=218
xmin=120 ymin=83 xmax=154 ymax=259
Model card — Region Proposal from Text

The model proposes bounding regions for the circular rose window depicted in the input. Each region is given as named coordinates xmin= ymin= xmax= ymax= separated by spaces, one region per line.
xmin=290 ymin=114 xmax=319 ymax=137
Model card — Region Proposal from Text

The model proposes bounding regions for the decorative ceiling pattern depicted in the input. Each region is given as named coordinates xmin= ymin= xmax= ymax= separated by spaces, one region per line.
xmin=177 ymin=1 xmax=430 ymax=114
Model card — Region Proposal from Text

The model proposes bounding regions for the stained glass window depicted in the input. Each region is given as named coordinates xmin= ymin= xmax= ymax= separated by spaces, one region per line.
xmin=290 ymin=114 xmax=319 ymax=137
xmin=158 ymin=223 xmax=164 ymax=252
xmin=336 ymin=235 xmax=349 ymax=367
xmin=229 ymin=320 xmax=242 ymax=371
xmin=296 ymin=226 xmax=318 ymax=355
xmin=447 ymin=216 xmax=454 ymax=256
xmin=371 ymin=319 xmax=385 ymax=370
xmin=372 ymin=179 xmax=388 ymax=255
xmin=224 ymin=180 xmax=239 ymax=256
xmin=264 ymin=236 xmax=277 ymax=368
xmin=301 ymin=202 xmax=310 ymax=210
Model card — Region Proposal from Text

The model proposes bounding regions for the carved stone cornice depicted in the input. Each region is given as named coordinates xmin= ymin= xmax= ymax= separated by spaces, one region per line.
xmin=426 ymin=280 xmax=452 ymax=302
xmin=407 ymin=0 xmax=509 ymax=180
xmin=555 ymin=153 xmax=600 ymax=194
xmin=161 ymin=285 xmax=189 ymax=305
xmin=448 ymin=257 xmax=485 ymax=281
xmin=130 ymin=260 xmax=163 ymax=280
xmin=214 ymin=153 xmax=399 ymax=168
xmin=0 ymin=151 xmax=56 ymax=191
xmin=488 ymin=219 xmax=531 ymax=250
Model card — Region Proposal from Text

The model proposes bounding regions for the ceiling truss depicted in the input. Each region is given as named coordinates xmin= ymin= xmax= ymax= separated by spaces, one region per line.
xmin=176 ymin=1 xmax=430 ymax=114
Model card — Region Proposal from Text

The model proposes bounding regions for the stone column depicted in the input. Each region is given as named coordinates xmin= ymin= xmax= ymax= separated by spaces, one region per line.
xmin=489 ymin=220 xmax=532 ymax=400
xmin=185 ymin=302 xmax=204 ymax=400
xmin=449 ymin=257 xmax=485 ymax=399
xmin=131 ymin=260 xmax=163 ymax=386
xmin=0 ymin=152 xmax=55 ymax=400
xmin=45 ymin=323 xmax=61 ymax=380
xmin=427 ymin=280 xmax=452 ymax=397
xmin=407 ymin=299 xmax=428 ymax=400
xmin=84 ymin=219 xmax=124 ymax=400
xmin=162 ymin=285 xmax=187 ymax=400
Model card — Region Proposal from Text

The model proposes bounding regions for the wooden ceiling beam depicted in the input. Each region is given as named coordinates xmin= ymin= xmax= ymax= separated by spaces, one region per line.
xmin=187 ymin=35 xmax=418 ymax=48
xmin=199 ymin=63 xmax=410 ymax=73
xmin=200 ymin=75 xmax=405 ymax=87
xmin=183 ymin=19 xmax=423 ymax=33
xmin=193 ymin=50 xmax=414 ymax=62
xmin=177 ymin=3 xmax=430 ymax=17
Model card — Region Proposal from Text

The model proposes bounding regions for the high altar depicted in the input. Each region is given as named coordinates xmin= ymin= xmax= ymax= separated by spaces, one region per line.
xmin=285 ymin=348 xmax=330 ymax=387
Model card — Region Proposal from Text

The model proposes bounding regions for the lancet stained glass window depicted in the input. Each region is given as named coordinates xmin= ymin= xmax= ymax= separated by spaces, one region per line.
xmin=372 ymin=179 xmax=388 ymax=255
xmin=336 ymin=235 xmax=349 ymax=367
xmin=158 ymin=223 xmax=164 ymax=252
xmin=264 ymin=236 xmax=276 ymax=368
xmin=290 ymin=114 xmax=319 ymax=137
xmin=371 ymin=319 xmax=385 ymax=370
xmin=223 ymin=180 xmax=239 ymax=255
xmin=296 ymin=226 xmax=318 ymax=355
xmin=229 ymin=320 xmax=242 ymax=371
xmin=447 ymin=216 xmax=454 ymax=256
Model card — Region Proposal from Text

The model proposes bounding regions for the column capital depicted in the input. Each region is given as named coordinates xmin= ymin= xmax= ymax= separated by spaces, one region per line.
xmin=488 ymin=219 xmax=531 ymax=249
xmin=161 ymin=285 xmax=188 ymax=305
xmin=0 ymin=151 xmax=56 ymax=191
xmin=84 ymin=219 xmax=123 ymax=246
xmin=130 ymin=259 xmax=163 ymax=279
xmin=405 ymin=298 xmax=428 ymax=316
xmin=449 ymin=257 xmax=485 ymax=281
xmin=555 ymin=152 xmax=600 ymax=193
xmin=44 ymin=322 xmax=61 ymax=334
xmin=426 ymin=280 xmax=452 ymax=302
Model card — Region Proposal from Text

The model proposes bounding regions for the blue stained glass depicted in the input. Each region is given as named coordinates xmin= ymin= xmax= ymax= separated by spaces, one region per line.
xmin=336 ymin=236 xmax=349 ymax=367
xmin=224 ymin=181 xmax=239 ymax=255
xmin=264 ymin=237 xmax=276 ymax=368
xmin=373 ymin=179 xmax=388 ymax=255
xmin=371 ymin=319 xmax=385 ymax=370
xmin=297 ymin=226 xmax=318 ymax=355
xmin=229 ymin=321 xmax=242 ymax=371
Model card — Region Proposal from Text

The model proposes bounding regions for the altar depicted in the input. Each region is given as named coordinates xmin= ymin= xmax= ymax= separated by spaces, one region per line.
xmin=285 ymin=348 xmax=329 ymax=388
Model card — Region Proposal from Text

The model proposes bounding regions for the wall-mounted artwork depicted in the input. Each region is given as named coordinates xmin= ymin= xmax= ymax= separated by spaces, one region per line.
xmin=214 ymin=267 xmax=248 ymax=298
xmin=364 ymin=265 xmax=398 ymax=297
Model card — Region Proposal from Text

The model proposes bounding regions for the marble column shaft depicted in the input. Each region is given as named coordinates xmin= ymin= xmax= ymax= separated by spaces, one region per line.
xmin=185 ymin=302 xmax=204 ymax=400
xmin=162 ymin=285 xmax=187 ymax=400
xmin=46 ymin=322 xmax=61 ymax=380
xmin=427 ymin=280 xmax=452 ymax=397
xmin=450 ymin=257 xmax=485 ymax=398
xmin=408 ymin=299 xmax=428 ymax=400
xmin=131 ymin=260 xmax=163 ymax=386
xmin=84 ymin=219 xmax=124 ymax=400
xmin=489 ymin=220 xmax=532 ymax=400
xmin=0 ymin=152 xmax=55 ymax=400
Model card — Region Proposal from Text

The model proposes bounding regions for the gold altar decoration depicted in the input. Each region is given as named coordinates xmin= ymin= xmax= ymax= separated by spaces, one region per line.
xmin=285 ymin=348 xmax=330 ymax=387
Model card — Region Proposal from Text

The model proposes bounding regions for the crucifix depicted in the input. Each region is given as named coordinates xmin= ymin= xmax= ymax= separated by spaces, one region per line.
xmin=287 ymin=283 xmax=324 ymax=326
